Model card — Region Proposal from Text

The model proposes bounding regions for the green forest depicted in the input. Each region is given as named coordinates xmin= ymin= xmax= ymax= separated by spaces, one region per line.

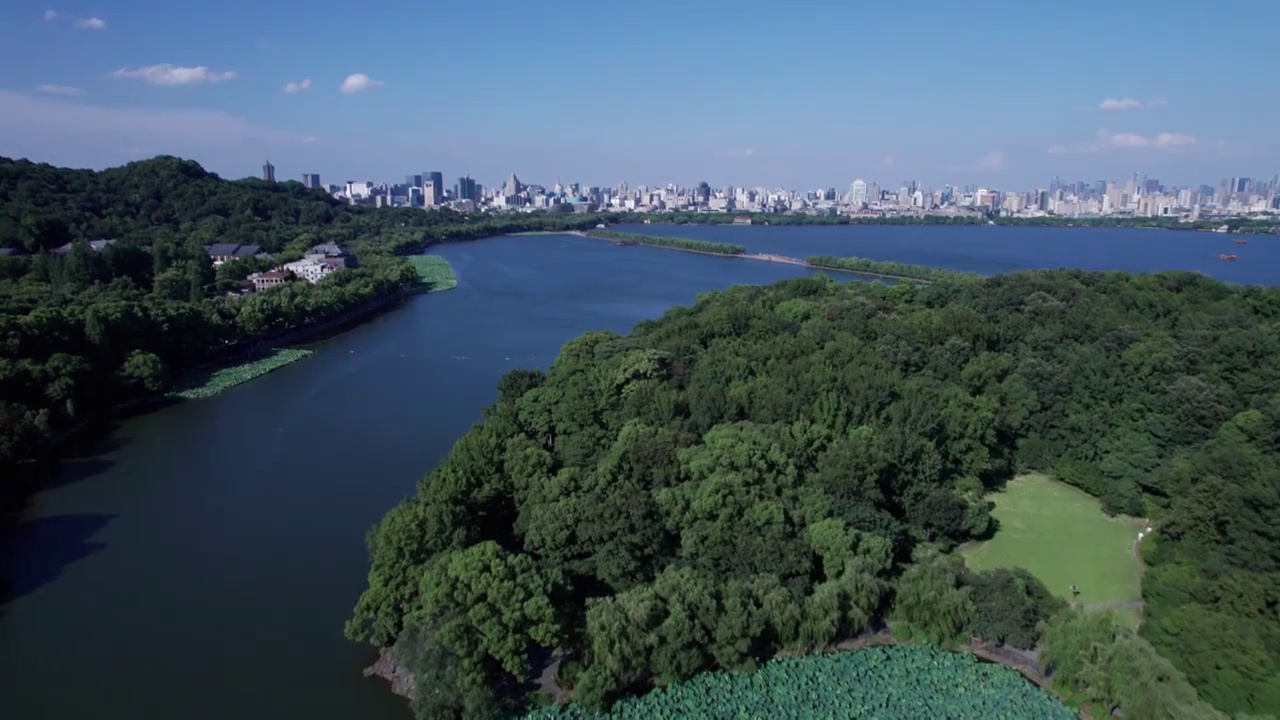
xmin=0 ymin=156 xmax=617 ymax=516
xmin=347 ymin=268 xmax=1280 ymax=719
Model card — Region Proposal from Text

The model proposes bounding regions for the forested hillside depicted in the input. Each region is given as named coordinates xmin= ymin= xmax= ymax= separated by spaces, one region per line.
xmin=348 ymin=270 xmax=1280 ymax=719
xmin=0 ymin=156 xmax=612 ymax=510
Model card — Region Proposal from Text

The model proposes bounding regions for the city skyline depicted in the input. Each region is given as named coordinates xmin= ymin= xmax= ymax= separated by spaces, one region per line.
xmin=271 ymin=163 xmax=1279 ymax=199
xmin=300 ymin=161 xmax=1278 ymax=219
xmin=1 ymin=1 xmax=1277 ymax=186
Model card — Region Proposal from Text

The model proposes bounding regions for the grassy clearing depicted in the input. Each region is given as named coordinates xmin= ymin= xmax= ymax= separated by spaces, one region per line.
xmin=407 ymin=254 xmax=458 ymax=293
xmin=962 ymin=473 xmax=1146 ymax=620
xmin=168 ymin=348 xmax=314 ymax=400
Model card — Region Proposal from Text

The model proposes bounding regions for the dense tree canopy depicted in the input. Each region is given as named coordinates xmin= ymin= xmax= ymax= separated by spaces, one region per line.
xmin=349 ymin=268 xmax=1280 ymax=718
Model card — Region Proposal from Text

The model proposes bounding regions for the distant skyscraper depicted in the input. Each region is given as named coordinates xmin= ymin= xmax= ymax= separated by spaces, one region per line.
xmin=455 ymin=176 xmax=477 ymax=202
xmin=696 ymin=181 xmax=711 ymax=205
xmin=849 ymin=179 xmax=868 ymax=207
xmin=424 ymin=171 xmax=443 ymax=205
xmin=302 ymin=173 xmax=321 ymax=189
xmin=503 ymin=173 xmax=523 ymax=197
xmin=262 ymin=160 xmax=276 ymax=182
xmin=406 ymin=174 xmax=423 ymax=188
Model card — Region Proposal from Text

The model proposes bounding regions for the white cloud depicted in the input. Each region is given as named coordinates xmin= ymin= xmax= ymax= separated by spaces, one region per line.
xmin=43 ymin=9 xmax=57 ymax=20
xmin=1152 ymin=132 xmax=1196 ymax=147
xmin=1108 ymin=132 xmax=1149 ymax=148
xmin=1048 ymin=129 xmax=1197 ymax=154
xmin=1099 ymin=97 xmax=1142 ymax=111
xmin=1098 ymin=97 xmax=1168 ymax=111
xmin=111 ymin=64 xmax=237 ymax=86
xmin=283 ymin=78 xmax=312 ymax=94
xmin=340 ymin=73 xmax=383 ymax=94
xmin=74 ymin=16 xmax=105 ymax=30
xmin=879 ymin=157 xmax=897 ymax=168
xmin=36 ymin=84 xmax=84 ymax=97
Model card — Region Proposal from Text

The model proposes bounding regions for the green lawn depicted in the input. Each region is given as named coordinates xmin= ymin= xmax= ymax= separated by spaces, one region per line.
xmin=962 ymin=473 xmax=1147 ymax=614
xmin=407 ymin=254 xmax=457 ymax=293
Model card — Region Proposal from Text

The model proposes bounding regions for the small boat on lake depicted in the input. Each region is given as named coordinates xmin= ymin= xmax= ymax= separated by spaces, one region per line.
xmin=1216 ymin=254 xmax=1239 ymax=261
xmin=1234 ymin=239 xmax=1248 ymax=245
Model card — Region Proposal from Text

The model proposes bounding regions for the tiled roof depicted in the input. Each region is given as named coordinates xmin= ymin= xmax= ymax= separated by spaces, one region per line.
xmin=205 ymin=243 xmax=242 ymax=256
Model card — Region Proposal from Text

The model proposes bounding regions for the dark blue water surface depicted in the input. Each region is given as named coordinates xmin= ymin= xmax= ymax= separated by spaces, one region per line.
xmin=1 ymin=227 xmax=1276 ymax=720
xmin=613 ymin=223 xmax=1278 ymax=285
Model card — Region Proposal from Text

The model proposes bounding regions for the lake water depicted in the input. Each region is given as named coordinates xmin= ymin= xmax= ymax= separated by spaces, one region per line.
xmin=614 ymin=223 xmax=1278 ymax=285
xmin=1 ymin=227 xmax=1275 ymax=720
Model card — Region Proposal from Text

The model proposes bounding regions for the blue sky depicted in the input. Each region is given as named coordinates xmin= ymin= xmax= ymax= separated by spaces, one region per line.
xmin=1 ymin=0 xmax=1277 ymax=190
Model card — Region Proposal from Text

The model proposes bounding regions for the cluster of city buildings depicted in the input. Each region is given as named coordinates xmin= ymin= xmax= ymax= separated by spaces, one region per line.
xmin=264 ymin=160 xmax=1279 ymax=222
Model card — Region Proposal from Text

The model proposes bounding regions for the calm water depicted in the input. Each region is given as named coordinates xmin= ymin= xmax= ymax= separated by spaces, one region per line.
xmin=1 ymin=227 xmax=1275 ymax=720
xmin=614 ymin=223 xmax=1279 ymax=285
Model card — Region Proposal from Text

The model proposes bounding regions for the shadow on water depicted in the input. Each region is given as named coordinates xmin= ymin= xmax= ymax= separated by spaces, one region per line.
xmin=0 ymin=513 xmax=116 ymax=607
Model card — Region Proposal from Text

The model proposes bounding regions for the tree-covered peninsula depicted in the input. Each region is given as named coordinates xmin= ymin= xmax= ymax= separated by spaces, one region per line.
xmin=348 ymin=269 xmax=1280 ymax=719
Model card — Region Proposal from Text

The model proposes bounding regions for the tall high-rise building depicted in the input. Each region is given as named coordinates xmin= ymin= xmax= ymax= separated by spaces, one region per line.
xmin=301 ymin=173 xmax=321 ymax=189
xmin=849 ymin=179 xmax=868 ymax=207
xmin=406 ymin=174 xmax=423 ymax=188
xmin=423 ymin=171 xmax=443 ymax=205
xmin=455 ymin=176 xmax=477 ymax=202
xmin=262 ymin=160 xmax=276 ymax=183
xmin=696 ymin=181 xmax=711 ymax=204
xmin=503 ymin=173 xmax=524 ymax=197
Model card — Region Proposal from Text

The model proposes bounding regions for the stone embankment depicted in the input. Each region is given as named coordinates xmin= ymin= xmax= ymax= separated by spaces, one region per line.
xmin=364 ymin=650 xmax=415 ymax=698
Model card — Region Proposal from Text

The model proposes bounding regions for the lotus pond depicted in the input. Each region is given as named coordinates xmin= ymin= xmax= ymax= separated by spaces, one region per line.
xmin=168 ymin=348 xmax=314 ymax=400
xmin=523 ymin=644 xmax=1076 ymax=720
xmin=407 ymin=254 xmax=458 ymax=293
